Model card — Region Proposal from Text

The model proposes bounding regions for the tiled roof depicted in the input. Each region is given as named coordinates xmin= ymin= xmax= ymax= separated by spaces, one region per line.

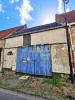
xmin=7 ymin=22 xmax=63 ymax=38
xmin=56 ymin=10 xmax=75 ymax=24
xmin=0 ymin=25 xmax=27 ymax=39
xmin=0 ymin=28 xmax=16 ymax=40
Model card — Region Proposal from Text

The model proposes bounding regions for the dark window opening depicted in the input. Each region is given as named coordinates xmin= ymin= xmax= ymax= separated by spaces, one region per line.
xmin=7 ymin=51 xmax=13 ymax=55
xmin=23 ymin=35 xmax=31 ymax=46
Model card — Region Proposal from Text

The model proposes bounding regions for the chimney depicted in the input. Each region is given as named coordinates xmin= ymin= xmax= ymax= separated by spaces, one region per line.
xmin=55 ymin=14 xmax=65 ymax=24
xmin=55 ymin=10 xmax=75 ymax=24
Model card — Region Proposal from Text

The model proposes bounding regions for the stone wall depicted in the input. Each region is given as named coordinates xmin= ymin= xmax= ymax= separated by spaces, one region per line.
xmin=3 ymin=48 xmax=17 ymax=71
xmin=51 ymin=44 xmax=70 ymax=74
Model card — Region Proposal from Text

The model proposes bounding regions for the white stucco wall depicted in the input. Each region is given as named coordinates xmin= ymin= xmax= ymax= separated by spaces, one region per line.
xmin=5 ymin=36 xmax=23 ymax=48
xmin=31 ymin=28 xmax=67 ymax=45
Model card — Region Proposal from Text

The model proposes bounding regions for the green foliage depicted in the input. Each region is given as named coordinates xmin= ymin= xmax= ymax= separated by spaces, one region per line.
xmin=43 ymin=75 xmax=66 ymax=87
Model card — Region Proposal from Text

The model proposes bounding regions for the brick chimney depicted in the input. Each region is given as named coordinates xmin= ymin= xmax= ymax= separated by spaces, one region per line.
xmin=55 ymin=10 xmax=75 ymax=24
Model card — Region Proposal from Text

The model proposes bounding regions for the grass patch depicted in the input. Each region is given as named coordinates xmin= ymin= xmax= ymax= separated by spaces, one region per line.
xmin=43 ymin=74 xmax=66 ymax=87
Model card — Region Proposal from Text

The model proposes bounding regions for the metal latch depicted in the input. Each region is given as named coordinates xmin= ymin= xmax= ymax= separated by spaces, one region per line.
xmin=22 ymin=57 xmax=30 ymax=62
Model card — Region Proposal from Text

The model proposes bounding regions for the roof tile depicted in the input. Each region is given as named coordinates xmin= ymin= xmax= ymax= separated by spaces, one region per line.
xmin=0 ymin=25 xmax=27 ymax=39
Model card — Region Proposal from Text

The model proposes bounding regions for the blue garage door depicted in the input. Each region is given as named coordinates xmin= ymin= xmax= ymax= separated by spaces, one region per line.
xmin=16 ymin=45 xmax=52 ymax=76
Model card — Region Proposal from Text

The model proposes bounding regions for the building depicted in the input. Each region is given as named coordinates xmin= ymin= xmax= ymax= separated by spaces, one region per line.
xmin=3 ymin=22 xmax=70 ymax=75
xmin=1 ymin=10 xmax=75 ymax=76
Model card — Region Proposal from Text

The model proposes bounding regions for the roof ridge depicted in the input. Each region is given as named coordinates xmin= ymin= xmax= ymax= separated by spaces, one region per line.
xmin=6 ymin=22 xmax=64 ymax=39
xmin=0 ymin=24 xmax=27 ymax=32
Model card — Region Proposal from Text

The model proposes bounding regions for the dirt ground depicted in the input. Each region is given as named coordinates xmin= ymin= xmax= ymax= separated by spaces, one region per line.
xmin=0 ymin=71 xmax=75 ymax=100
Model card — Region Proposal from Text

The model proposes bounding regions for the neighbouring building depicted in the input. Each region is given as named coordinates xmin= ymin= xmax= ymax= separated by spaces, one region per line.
xmin=56 ymin=10 xmax=75 ymax=24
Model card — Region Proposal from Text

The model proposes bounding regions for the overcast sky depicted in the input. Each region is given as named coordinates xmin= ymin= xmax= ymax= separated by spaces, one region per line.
xmin=0 ymin=0 xmax=75 ymax=30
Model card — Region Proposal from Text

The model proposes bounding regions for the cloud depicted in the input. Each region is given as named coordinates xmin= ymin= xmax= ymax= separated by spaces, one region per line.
xmin=66 ymin=8 xmax=70 ymax=12
xmin=43 ymin=16 xmax=55 ymax=24
xmin=0 ymin=4 xmax=5 ymax=13
xmin=9 ymin=0 xmax=19 ymax=3
xmin=57 ymin=0 xmax=70 ymax=14
xmin=57 ymin=0 xmax=63 ymax=14
xmin=16 ymin=0 xmax=33 ymax=25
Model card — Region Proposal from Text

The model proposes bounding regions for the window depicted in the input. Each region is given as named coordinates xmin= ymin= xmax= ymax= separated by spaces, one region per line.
xmin=7 ymin=51 xmax=13 ymax=55
xmin=23 ymin=35 xmax=31 ymax=46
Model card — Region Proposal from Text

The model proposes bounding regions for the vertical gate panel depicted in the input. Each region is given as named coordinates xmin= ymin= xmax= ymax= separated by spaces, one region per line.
xmin=16 ymin=48 xmax=21 ymax=72
xmin=39 ymin=52 xmax=48 ymax=76
xmin=21 ymin=47 xmax=28 ymax=73
xmin=39 ymin=45 xmax=52 ymax=76
xmin=26 ymin=47 xmax=34 ymax=74
xmin=34 ymin=51 xmax=40 ymax=75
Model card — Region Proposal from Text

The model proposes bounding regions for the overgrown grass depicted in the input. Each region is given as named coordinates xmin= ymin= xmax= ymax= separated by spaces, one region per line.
xmin=43 ymin=74 xmax=67 ymax=87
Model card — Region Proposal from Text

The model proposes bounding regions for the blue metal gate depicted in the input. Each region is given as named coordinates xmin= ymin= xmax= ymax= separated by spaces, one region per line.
xmin=16 ymin=45 xmax=52 ymax=76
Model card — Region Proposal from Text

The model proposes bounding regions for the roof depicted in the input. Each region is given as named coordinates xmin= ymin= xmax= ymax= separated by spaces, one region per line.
xmin=56 ymin=10 xmax=75 ymax=24
xmin=0 ymin=24 xmax=27 ymax=40
xmin=6 ymin=22 xmax=64 ymax=38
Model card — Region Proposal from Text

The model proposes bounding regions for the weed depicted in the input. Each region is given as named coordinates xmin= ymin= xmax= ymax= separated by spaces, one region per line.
xmin=43 ymin=75 xmax=66 ymax=87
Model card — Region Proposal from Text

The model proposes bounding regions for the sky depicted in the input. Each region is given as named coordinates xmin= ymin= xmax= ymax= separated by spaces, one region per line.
xmin=0 ymin=0 xmax=75 ymax=30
